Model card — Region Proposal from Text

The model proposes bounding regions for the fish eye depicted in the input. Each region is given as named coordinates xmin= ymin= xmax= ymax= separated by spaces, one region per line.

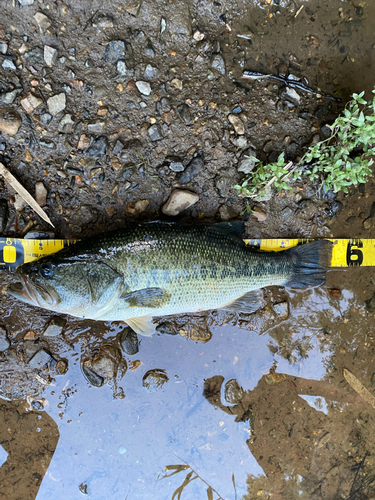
xmin=39 ymin=263 xmax=54 ymax=279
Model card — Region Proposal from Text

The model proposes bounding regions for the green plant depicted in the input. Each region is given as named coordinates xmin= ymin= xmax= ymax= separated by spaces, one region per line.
xmin=235 ymin=89 xmax=375 ymax=199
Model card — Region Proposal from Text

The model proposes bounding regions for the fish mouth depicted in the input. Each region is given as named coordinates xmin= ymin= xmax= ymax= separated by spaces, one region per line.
xmin=8 ymin=274 xmax=57 ymax=308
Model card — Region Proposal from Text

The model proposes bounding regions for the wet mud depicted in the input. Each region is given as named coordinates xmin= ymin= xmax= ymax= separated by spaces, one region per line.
xmin=0 ymin=0 xmax=375 ymax=499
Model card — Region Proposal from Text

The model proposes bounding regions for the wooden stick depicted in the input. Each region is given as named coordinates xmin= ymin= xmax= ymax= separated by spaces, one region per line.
xmin=0 ymin=162 xmax=55 ymax=228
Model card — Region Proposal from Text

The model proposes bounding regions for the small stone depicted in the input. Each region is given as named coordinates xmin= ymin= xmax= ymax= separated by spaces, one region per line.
xmin=87 ymin=136 xmax=107 ymax=156
xmin=161 ymin=18 xmax=166 ymax=33
xmin=224 ymin=379 xmax=244 ymax=404
xmin=190 ymin=326 xmax=211 ymax=342
xmin=58 ymin=114 xmax=75 ymax=133
xmin=0 ymin=326 xmax=10 ymax=352
xmin=283 ymin=87 xmax=301 ymax=106
xmin=118 ymin=445 xmax=127 ymax=454
xmin=28 ymin=349 xmax=52 ymax=370
xmin=228 ymin=114 xmax=245 ymax=135
xmin=20 ymin=93 xmax=43 ymax=113
xmin=105 ymin=40 xmax=125 ymax=62
xmin=177 ymin=156 xmax=204 ymax=184
xmin=43 ymin=316 xmax=66 ymax=337
xmin=216 ymin=176 xmax=232 ymax=197
xmin=0 ymin=108 xmax=21 ymax=135
xmin=162 ymin=189 xmax=199 ymax=216
xmin=143 ymin=369 xmax=168 ymax=392
xmin=117 ymin=60 xmax=130 ymax=76
xmin=148 ymin=124 xmax=162 ymax=141
xmin=273 ymin=301 xmax=289 ymax=320
xmin=34 ymin=12 xmax=51 ymax=34
xmin=328 ymin=289 xmax=342 ymax=299
xmin=193 ymin=30 xmax=205 ymax=41
xmin=126 ymin=199 xmax=149 ymax=216
xmin=176 ymin=103 xmax=193 ymax=125
xmin=0 ymin=90 xmax=18 ymax=104
xmin=13 ymin=194 xmax=27 ymax=211
xmin=144 ymin=64 xmax=158 ymax=79
xmin=44 ymin=45 xmax=57 ymax=66
xmin=82 ymin=364 xmax=104 ymax=387
xmin=24 ymin=330 xmax=35 ymax=340
xmin=169 ymin=161 xmax=184 ymax=172
xmin=171 ymin=78 xmax=183 ymax=90
xmin=112 ymin=140 xmax=124 ymax=155
xmin=92 ymin=14 xmax=114 ymax=28
xmin=145 ymin=40 xmax=155 ymax=58
xmin=40 ymin=113 xmax=52 ymax=124
xmin=126 ymin=0 xmax=142 ymax=17
xmin=55 ymin=360 xmax=68 ymax=375
xmin=232 ymin=136 xmax=248 ymax=149
xmin=119 ymin=327 xmax=139 ymax=355
xmin=47 ymin=93 xmax=66 ymax=116
xmin=35 ymin=181 xmax=47 ymax=206
xmin=0 ymin=43 xmax=7 ymax=54
xmin=2 ymin=59 xmax=16 ymax=70
xmin=25 ymin=150 xmax=33 ymax=162
xmin=19 ymin=0 xmax=34 ymax=4
xmin=87 ymin=121 xmax=105 ymax=134
xmin=210 ymin=54 xmax=225 ymax=74
xmin=238 ymin=152 xmax=257 ymax=174
xmin=219 ymin=204 xmax=238 ymax=221
xmin=135 ymin=81 xmax=151 ymax=95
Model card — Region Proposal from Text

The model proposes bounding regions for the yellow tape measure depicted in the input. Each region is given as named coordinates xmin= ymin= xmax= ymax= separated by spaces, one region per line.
xmin=0 ymin=237 xmax=371 ymax=271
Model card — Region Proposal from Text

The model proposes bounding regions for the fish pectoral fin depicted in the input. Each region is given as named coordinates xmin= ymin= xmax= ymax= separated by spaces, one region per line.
xmin=221 ymin=289 xmax=265 ymax=314
xmin=121 ymin=287 xmax=170 ymax=308
xmin=126 ymin=316 xmax=156 ymax=337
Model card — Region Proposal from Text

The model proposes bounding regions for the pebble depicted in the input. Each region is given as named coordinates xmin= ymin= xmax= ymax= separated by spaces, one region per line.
xmin=40 ymin=113 xmax=52 ymax=124
xmin=177 ymin=156 xmax=204 ymax=184
xmin=58 ymin=114 xmax=75 ymax=133
xmin=35 ymin=181 xmax=47 ymax=206
xmin=0 ymin=90 xmax=18 ymax=104
xmin=0 ymin=108 xmax=21 ymax=135
xmin=283 ymin=87 xmax=301 ymax=106
xmin=273 ymin=301 xmax=289 ymax=320
xmin=143 ymin=369 xmax=169 ymax=392
xmin=160 ymin=18 xmax=166 ymax=33
xmin=148 ymin=124 xmax=162 ymax=141
xmin=193 ymin=30 xmax=205 ymax=41
xmin=162 ymin=189 xmax=199 ymax=216
xmin=0 ymin=200 xmax=9 ymax=234
xmin=176 ymin=103 xmax=193 ymax=125
xmin=145 ymin=41 xmax=155 ymax=58
xmin=171 ymin=78 xmax=182 ymax=90
xmin=0 ymin=43 xmax=7 ymax=54
xmin=228 ymin=114 xmax=245 ymax=135
xmin=144 ymin=64 xmax=158 ymax=80
xmin=105 ymin=40 xmax=125 ymax=62
xmin=219 ymin=204 xmax=238 ymax=221
xmin=87 ymin=122 xmax=105 ymax=134
xmin=0 ymin=326 xmax=10 ymax=352
xmin=126 ymin=0 xmax=142 ymax=16
xmin=19 ymin=0 xmax=34 ymax=4
xmin=119 ymin=327 xmax=139 ymax=355
xmin=14 ymin=194 xmax=27 ymax=211
xmin=55 ymin=359 xmax=68 ymax=375
xmin=112 ymin=140 xmax=124 ymax=155
xmin=47 ymin=93 xmax=66 ymax=116
xmin=224 ymin=379 xmax=244 ymax=404
xmin=238 ymin=150 xmax=257 ymax=174
xmin=156 ymin=322 xmax=178 ymax=335
xmin=126 ymin=199 xmax=149 ymax=215
xmin=87 ymin=136 xmax=107 ymax=156
xmin=90 ymin=346 xmax=121 ymax=380
xmin=92 ymin=14 xmax=114 ymax=28
xmin=34 ymin=12 xmax=51 ymax=33
xmin=82 ymin=364 xmax=104 ymax=387
xmin=169 ymin=161 xmax=184 ymax=172
xmin=43 ymin=316 xmax=66 ymax=337
xmin=44 ymin=45 xmax=57 ymax=66
xmin=135 ymin=81 xmax=151 ymax=95
xmin=20 ymin=93 xmax=43 ymax=113
xmin=2 ymin=59 xmax=16 ymax=70
xmin=210 ymin=54 xmax=225 ymax=74
xmin=28 ymin=349 xmax=52 ymax=370
xmin=232 ymin=136 xmax=248 ymax=149
xmin=216 ymin=176 xmax=232 ymax=197
xmin=190 ymin=326 xmax=211 ymax=342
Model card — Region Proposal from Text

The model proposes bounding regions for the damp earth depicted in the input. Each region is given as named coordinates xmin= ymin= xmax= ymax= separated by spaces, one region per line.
xmin=1 ymin=0 xmax=375 ymax=499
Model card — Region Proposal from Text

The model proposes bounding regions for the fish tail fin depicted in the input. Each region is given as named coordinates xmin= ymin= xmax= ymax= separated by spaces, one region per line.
xmin=284 ymin=240 xmax=333 ymax=288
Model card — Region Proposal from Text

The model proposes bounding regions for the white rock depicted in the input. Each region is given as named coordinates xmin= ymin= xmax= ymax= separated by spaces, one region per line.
xmin=193 ymin=30 xmax=204 ymax=41
xmin=0 ymin=43 xmax=8 ymax=54
xmin=44 ymin=45 xmax=57 ymax=66
xmin=144 ymin=64 xmax=158 ymax=79
xmin=14 ymin=194 xmax=27 ymax=211
xmin=58 ymin=114 xmax=75 ymax=133
xmin=161 ymin=18 xmax=166 ymax=33
xmin=135 ymin=81 xmax=151 ymax=95
xmin=35 ymin=181 xmax=47 ymax=206
xmin=34 ymin=12 xmax=51 ymax=34
xmin=47 ymin=93 xmax=66 ymax=116
xmin=2 ymin=60 xmax=16 ymax=70
xmin=19 ymin=0 xmax=34 ymax=4
xmin=87 ymin=122 xmax=105 ymax=134
xmin=162 ymin=189 xmax=199 ymax=216
xmin=20 ymin=93 xmax=43 ymax=113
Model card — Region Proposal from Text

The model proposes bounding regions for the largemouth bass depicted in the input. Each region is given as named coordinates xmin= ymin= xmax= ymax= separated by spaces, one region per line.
xmin=8 ymin=222 xmax=332 ymax=336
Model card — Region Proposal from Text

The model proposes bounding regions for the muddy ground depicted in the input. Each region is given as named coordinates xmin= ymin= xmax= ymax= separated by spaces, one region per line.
xmin=0 ymin=0 xmax=375 ymax=499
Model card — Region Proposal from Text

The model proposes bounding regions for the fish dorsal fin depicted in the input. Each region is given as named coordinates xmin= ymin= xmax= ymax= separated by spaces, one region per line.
xmin=121 ymin=287 xmax=170 ymax=308
xmin=221 ymin=289 xmax=265 ymax=314
xmin=211 ymin=221 xmax=245 ymax=238
xmin=126 ymin=316 xmax=156 ymax=337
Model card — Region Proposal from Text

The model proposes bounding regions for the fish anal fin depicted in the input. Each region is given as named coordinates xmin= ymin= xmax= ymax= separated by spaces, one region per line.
xmin=121 ymin=287 xmax=170 ymax=308
xmin=126 ymin=316 xmax=156 ymax=337
xmin=221 ymin=289 xmax=265 ymax=314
